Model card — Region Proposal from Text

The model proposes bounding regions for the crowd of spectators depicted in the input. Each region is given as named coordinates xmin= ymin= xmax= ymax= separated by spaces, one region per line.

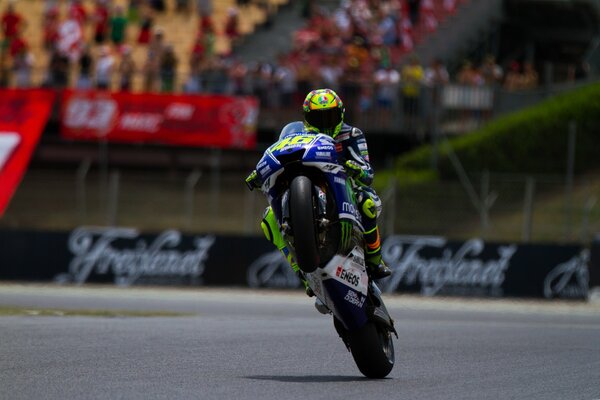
xmin=0 ymin=0 xmax=544 ymax=113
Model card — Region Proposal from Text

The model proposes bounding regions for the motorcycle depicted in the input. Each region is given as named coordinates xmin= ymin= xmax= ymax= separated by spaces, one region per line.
xmin=249 ymin=125 xmax=397 ymax=378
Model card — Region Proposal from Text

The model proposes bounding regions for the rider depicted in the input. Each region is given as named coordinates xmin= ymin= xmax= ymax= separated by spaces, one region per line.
xmin=246 ymin=88 xmax=392 ymax=288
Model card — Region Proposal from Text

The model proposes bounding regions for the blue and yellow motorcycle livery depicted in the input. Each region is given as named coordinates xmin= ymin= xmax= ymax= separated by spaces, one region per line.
xmin=251 ymin=125 xmax=397 ymax=378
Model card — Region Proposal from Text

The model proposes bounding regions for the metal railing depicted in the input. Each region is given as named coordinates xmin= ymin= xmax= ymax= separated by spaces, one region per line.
xmin=2 ymin=162 xmax=598 ymax=244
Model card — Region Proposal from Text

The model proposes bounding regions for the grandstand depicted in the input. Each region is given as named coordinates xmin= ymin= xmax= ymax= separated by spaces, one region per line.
xmin=3 ymin=0 xmax=288 ymax=90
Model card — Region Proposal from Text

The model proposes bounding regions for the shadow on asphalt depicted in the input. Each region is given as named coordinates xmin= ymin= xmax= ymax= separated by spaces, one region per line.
xmin=245 ymin=375 xmax=376 ymax=383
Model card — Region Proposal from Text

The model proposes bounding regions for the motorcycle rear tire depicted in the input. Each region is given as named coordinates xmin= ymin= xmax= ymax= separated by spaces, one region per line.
xmin=348 ymin=321 xmax=395 ymax=379
xmin=289 ymin=175 xmax=320 ymax=273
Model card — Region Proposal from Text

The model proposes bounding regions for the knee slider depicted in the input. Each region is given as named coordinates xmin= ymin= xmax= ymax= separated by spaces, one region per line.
xmin=261 ymin=219 xmax=274 ymax=244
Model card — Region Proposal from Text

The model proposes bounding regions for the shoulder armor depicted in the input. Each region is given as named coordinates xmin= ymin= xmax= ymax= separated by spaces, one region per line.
xmin=351 ymin=127 xmax=364 ymax=138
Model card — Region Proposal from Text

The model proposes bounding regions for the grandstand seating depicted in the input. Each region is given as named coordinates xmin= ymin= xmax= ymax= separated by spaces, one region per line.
xmin=7 ymin=0 xmax=287 ymax=90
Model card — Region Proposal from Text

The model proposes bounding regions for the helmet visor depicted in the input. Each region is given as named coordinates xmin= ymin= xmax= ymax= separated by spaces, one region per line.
xmin=305 ymin=108 xmax=343 ymax=133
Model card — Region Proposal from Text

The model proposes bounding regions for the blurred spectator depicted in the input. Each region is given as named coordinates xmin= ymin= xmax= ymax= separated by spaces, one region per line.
xmin=176 ymin=0 xmax=190 ymax=14
xmin=0 ymin=51 xmax=10 ymax=87
xmin=143 ymin=28 xmax=165 ymax=91
xmin=401 ymin=56 xmax=424 ymax=130
xmin=422 ymin=0 xmax=438 ymax=32
xmin=481 ymin=55 xmax=503 ymax=86
xmin=13 ymin=45 xmax=34 ymax=88
xmin=190 ymin=35 xmax=205 ymax=68
xmin=229 ymin=58 xmax=248 ymax=95
xmin=319 ymin=55 xmax=343 ymax=90
xmin=110 ymin=6 xmax=128 ymax=46
xmin=160 ymin=44 xmax=177 ymax=92
xmin=273 ymin=56 xmax=297 ymax=108
xmin=197 ymin=0 xmax=213 ymax=17
xmin=225 ymin=7 xmax=240 ymax=47
xmin=149 ymin=0 xmax=166 ymax=13
xmin=443 ymin=0 xmax=456 ymax=13
xmin=1 ymin=2 xmax=25 ymax=45
xmin=251 ymin=61 xmax=273 ymax=106
xmin=8 ymin=30 xmax=26 ymax=58
xmin=95 ymin=45 xmax=114 ymax=89
xmin=201 ymin=24 xmax=216 ymax=60
xmin=137 ymin=9 xmax=153 ymax=45
xmin=45 ymin=49 xmax=70 ymax=88
xmin=424 ymin=58 xmax=449 ymax=87
xmin=373 ymin=62 xmax=400 ymax=125
xmin=127 ymin=0 xmax=141 ymax=23
xmin=457 ymin=60 xmax=483 ymax=86
xmin=204 ymin=57 xmax=229 ymax=94
xmin=93 ymin=0 xmax=110 ymax=44
xmin=373 ymin=62 xmax=401 ymax=110
xmin=119 ymin=45 xmax=135 ymax=91
xmin=503 ymin=61 xmax=521 ymax=91
xmin=399 ymin=14 xmax=414 ymax=52
xmin=407 ymin=0 xmax=421 ymax=26
xmin=378 ymin=6 xmax=399 ymax=47
xmin=57 ymin=12 xmax=85 ymax=62
xmin=76 ymin=45 xmax=93 ymax=89
xmin=521 ymin=62 xmax=538 ymax=89
xmin=43 ymin=7 xmax=60 ymax=51
xmin=68 ymin=0 xmax=87 ymax=26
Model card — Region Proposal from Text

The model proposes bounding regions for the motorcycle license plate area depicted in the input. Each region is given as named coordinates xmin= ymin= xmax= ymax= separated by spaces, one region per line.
xmin=307 ymin=247 xmax=370 ymax=331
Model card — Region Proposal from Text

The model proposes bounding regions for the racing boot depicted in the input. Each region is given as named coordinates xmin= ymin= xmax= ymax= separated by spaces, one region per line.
xmin=261 ymin=207 xmax=314 ymax=297
xmin=364 ymin=226 xmax=392 ymax=280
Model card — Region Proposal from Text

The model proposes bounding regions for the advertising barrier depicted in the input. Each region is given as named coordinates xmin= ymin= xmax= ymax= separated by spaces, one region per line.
xmin=590 ymin=237 xmax=600 ymax=288
xmin=0 ymin=228 xmax=590 ymax=300
xmin=60 ymin=90 xmax=259 ymax=149
xmin=0 ymin=89 xmax=56 ymax=217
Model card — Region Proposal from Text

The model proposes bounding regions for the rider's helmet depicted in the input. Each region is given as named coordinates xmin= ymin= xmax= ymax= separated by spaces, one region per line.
xmin=302 ymin=88 xmax=345 ymax=137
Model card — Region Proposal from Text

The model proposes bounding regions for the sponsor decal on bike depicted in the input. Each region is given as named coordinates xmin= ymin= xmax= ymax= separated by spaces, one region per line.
xmin=335 ymin=265 xmax=360 ymax=287
xmin=317 ymin=145 xmax=335 ymax=151
xmin=56 ymin=227 xmax=215 ymax=286
xmin=344 ymin=289 xmax=366 ymax=307
xmin=315 ymin=151 xmax=331 ymax=159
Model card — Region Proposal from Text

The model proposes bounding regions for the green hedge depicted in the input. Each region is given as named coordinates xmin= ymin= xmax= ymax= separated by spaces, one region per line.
xmin=393 ymin=81 xmax=600 ymax=181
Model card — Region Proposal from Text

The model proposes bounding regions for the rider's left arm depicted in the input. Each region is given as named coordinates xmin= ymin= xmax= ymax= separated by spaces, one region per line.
xmin=345 ymin=128 xmax=374 ymax=186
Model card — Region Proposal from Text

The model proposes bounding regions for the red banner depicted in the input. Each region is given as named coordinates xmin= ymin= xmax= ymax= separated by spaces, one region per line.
xmin=0 ymin=89 xmax=55 ymax=217
xmin=60 ymin=90 xmax=258 ymax=148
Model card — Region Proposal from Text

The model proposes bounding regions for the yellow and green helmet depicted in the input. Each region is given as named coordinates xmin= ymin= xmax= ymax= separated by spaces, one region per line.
xmin=302 ymin=88 xmax=345 ymax=137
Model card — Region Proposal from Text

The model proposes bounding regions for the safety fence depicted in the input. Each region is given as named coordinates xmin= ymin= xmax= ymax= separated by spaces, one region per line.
xmin=3 ymin=168 xmax=599 ymax=244
xmin=0 ymin=227 xmax=593 ymax=299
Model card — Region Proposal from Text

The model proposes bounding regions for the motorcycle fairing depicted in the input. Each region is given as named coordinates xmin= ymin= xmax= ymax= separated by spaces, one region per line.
xmin=255 ymin=132 xmax=363 ymax=230
xmin=306 ymin=246 xmax=370 ymax=331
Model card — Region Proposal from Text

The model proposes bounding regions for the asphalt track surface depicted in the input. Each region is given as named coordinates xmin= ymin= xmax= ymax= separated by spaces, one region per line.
xmin=1 ymin=284 xmax=599 ymax=400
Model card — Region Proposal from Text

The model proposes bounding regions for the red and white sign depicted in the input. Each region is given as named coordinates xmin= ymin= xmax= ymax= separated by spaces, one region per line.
xmin=60 ymin=90 xmax=259 ymax=149
xmin=0 ymin=89 xmax=56 ymax=217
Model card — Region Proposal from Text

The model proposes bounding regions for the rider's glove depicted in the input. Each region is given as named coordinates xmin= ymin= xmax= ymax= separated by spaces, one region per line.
xmin=245 ymin=170 xmax=262 ymax=191
xmin=344 ymin=160 xmax=367 ymax=181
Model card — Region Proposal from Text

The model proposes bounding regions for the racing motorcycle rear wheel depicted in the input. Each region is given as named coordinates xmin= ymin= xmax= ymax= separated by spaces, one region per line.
xmin=289 ymin=175 xmax=320 ymax=273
